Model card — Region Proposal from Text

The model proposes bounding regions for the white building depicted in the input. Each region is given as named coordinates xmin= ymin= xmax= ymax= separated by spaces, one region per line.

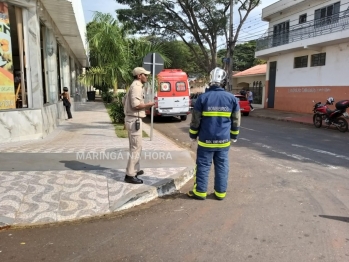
xmin=0 ymin=0 xmax=88 ymax=143
xmin=255 ymin=0 xmax=349 ymax=113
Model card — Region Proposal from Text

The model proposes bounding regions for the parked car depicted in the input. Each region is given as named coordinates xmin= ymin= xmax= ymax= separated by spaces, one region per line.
xmin=234 ymin=94 xmax=250 ymax=116
xmin=190 ymin=92 xmax=202 ymax=109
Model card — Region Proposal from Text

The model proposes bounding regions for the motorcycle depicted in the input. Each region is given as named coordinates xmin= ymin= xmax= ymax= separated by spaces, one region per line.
xmin=312 ymin=98 xmax=349 ymax=133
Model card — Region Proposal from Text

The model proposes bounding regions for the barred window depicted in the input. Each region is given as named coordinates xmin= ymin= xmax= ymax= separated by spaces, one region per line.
xmin=299 ymin=14 xmax=307 ymax=24
xmin=311 ymin=53 xmax=326 ymax=67
xmin=294 ymin=56 xmax=308 ymax=68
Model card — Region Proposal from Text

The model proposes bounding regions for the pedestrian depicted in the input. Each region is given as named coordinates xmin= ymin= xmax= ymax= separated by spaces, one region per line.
xmin=247 ymin=90 xmax=254 ymax=111
xmin=239 ymin=89 xmax=246 ymax=96
xmin=188 ymin=67 xmax=241 ymax=200
xmin=123 ymin=67 xmax=155 ymax=184
xmin=61 ymin=87 xmax=72 ymax=119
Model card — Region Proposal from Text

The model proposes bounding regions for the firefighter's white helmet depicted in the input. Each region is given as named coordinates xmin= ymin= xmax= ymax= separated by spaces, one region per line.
xmin=209 ymin=67 xmax=227 ymax=87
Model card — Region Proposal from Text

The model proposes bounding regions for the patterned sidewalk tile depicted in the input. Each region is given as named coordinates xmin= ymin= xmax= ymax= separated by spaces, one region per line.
xmin=0 ymin=102 xmax=190 ymax=226
xmin=0 ymin=102 xmax=184 ymax=154
xmin=0 ymin=167 xmax=187 ymax=226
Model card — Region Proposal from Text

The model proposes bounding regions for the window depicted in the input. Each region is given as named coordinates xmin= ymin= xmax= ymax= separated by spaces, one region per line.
xmin=311 ymin=53 xmax=326 ymax=67
xmin=0 ymin=3 xmax=28 ymax=110
xmin=176 ymin=81 xmax=186 ymax=92
xmin=294 ymin=56 xmax=308 ymax=68
xmin=273 ymin=21 xmax=290 ymax=47
xmin=160 ymin=82 xmax=171 ymax=92
xmin=315 ymin=2 xmax=340 ymax=27
xmin=299 ymin=14 xmax=307 ymax=24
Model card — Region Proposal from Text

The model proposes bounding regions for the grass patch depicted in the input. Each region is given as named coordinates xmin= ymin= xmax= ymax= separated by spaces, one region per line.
xmin=115 ymin=123 xmax=128 ymax=138
xmin=142 ymin=130 xmax=149 ymax=138
xmin=105 ymin=103 xmax=148 ymax=138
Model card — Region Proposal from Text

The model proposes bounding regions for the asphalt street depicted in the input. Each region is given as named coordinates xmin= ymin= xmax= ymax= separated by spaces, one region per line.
xmin=0 ymin=115 xmax=349 ymax=262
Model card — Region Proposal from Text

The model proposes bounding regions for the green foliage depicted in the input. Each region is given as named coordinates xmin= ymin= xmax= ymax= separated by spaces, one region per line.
xmin=80 ymin=13 xmax=171 ymax=91
xmin=148 ymin=38 xmax=206 ymax=75
xmin=217 ymin=40 xmax=266 ymax=72
xmin=115 ymin=0 xmax=262 ymax=73
xmin=109 ymin=92 xmax=126 ymax=123
xmin=105 ymin=92 xmax=149 ymax=138
xmin=102 ymin=91 xmax=114 ymax=103
xmin=233 ymin=40 xmax=257 ymax=71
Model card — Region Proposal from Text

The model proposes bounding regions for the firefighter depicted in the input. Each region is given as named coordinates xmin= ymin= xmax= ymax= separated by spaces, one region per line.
xmin=188 ymin=67 xmax=241 ymax=200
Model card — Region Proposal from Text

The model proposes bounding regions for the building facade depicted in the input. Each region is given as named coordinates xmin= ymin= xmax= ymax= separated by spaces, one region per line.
xmin=232 ymin=64 xmax=267 ymax=108
xmin=255 ymin=0 xmax=349 ymax=113
xmin=0 ymin=0 xmax=88 ymax=143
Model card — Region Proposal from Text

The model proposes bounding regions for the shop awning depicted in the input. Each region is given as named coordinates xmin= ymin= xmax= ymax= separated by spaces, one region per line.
xmin=41 ymin=0 xmax=89 ymax=67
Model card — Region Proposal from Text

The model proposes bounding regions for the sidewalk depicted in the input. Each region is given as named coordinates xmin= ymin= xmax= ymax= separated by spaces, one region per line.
xmin=250 ymin=108 xmax=314 ymax=125
xmin=0 ymin=101 xmax=195 ymax=228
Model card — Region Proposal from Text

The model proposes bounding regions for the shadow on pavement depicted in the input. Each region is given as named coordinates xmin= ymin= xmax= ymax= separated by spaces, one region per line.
xmin=319 ymin=215 xmax=349 ymax=223
xmin=59 ymin=160 xmax=109 ymax=170
xmin=143 ymin=116 xmax=182 ymax=124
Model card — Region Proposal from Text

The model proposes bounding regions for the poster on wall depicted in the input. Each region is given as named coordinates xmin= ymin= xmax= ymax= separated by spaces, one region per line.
xmin=0 ymin=2 xmax=15 ymax=110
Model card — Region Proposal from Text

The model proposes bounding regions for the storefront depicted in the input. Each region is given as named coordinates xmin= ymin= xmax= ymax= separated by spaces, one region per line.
xmin=0 ymin=0 xmax=88 ymax=143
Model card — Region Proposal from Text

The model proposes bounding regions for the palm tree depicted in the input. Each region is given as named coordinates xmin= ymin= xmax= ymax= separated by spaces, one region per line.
xmin=80 ymin=12 xmax=170 ymax=93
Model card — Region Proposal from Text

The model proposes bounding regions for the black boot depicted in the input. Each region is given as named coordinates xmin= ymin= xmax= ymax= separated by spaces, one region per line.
xmin=124 ymin=175 xmax=143 ymax=184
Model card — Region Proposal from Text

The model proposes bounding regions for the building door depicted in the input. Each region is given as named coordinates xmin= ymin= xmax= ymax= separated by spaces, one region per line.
xmin=268 ymin=61 xmax=277 ymax=108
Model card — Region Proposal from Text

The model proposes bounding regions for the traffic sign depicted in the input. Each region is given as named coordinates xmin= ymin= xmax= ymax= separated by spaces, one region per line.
xmin=142 ymin=53 xmax=164 ymax=141
xmin=142 ymin=53 xmax=164 ymax=75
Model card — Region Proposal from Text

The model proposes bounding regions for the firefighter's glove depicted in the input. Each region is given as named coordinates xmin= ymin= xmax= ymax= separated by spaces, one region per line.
xmin=231 ymin=139 xmax=237 ymax=143
xmin=190 ymin=138 xmax=197 ymax=142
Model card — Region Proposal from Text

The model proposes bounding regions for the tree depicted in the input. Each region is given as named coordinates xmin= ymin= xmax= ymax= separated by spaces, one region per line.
xmin=233 ymin=40 xmax=265 ymax=71
xmin=160 ymin=40 xmax=207 ymax=75
xmin=115 ymin=0 xmax=261 ymax=74
xmin=81 ymin=12 xmax=170 ymax=92
xmin=217 ymin=40 xmax=266 ymax=72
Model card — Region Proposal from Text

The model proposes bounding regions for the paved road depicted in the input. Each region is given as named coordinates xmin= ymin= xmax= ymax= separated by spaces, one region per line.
xmin=1 ymin=115 xmax=349 ymax=262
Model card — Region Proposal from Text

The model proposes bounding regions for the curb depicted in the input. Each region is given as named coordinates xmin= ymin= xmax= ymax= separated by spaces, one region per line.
xmin=0 ymin=166 xmax=195 ymax=230
xmin=250 ymin=114 xmax=349 ymax=132
xmin=111 ymin=166 xmax=195 ymax=212
xmin=250 ymin=114 xmax=314 ymax=126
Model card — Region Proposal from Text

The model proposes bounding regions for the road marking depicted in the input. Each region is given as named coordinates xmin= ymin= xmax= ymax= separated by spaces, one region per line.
xmin=292 ymin=144 xmax=349 ymax=161
xmin=240 ymin=126 xmax=259 ymax=132
xmin=250 ymin=155 xmax=302 ymax=172
xmin=277 ymin=164 xmax=302 ymax=173
xmin=253 ymin=143 xmax=339 ymax=169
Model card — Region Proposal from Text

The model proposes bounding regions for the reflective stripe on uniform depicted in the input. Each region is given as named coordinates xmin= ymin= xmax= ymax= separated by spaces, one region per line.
xmin=198 ymin=141 xmax=231 ymax=148
xmin=202 ymin=111 xmax=231 ymax=117
xmin=190 ymin=129 xmax=198 ymax=134
xmin=214 ymin=191 xmax=226 ymax=199
xmin=230 ymin=130 xmax=239 ymax=135
xmin=193 ymin=188 xmax=207 ymax=198
xmin=193 ymin=167 xmax=207 ymax=198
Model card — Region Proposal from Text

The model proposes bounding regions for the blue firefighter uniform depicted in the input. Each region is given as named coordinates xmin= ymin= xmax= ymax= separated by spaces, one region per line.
xmin=189 ymin=85 xmax=241 ymax=200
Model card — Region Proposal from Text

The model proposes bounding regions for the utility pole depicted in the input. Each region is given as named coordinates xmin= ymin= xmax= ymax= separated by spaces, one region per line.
xmin=227 ymin=0 xmax=234 ymax=92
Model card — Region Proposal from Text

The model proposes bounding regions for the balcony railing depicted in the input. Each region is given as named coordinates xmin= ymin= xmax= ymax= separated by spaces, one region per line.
xmin=256 ymin=9 xmax=349 ymax=51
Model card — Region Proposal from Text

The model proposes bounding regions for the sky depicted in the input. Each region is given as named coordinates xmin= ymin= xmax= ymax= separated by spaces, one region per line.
xmin=81 ymin=0 xmax=278 ymax=45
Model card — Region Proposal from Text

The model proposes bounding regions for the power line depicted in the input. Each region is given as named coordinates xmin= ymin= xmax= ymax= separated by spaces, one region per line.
xmin=234 ymin=0 xmax=349 ymax=41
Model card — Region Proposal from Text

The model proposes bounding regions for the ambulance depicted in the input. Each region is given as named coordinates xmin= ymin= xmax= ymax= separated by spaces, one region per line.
xmin=145 ymin=69 xmax=191 ymax=121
